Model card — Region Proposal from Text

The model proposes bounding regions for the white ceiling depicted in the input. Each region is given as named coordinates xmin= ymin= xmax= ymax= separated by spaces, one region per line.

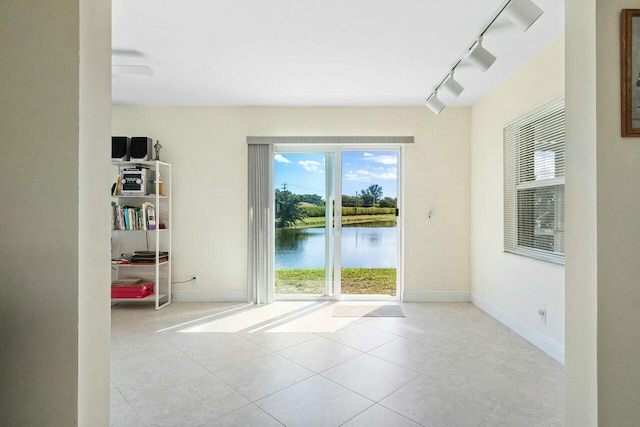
xmin=112 ymin=0 xmax=563 ymax=107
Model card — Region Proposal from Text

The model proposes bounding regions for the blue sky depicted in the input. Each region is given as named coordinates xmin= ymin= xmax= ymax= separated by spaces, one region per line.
xmin=274 ymin=151 xmax=397 ymax=200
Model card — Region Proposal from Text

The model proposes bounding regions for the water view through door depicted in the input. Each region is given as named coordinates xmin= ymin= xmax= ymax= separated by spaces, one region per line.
xmin=274 ymin=148 xmax=399 ymax=297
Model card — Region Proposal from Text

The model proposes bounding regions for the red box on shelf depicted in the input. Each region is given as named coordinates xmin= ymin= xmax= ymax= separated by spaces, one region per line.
xmin=111 ymin=282 xmax=154 ymax=299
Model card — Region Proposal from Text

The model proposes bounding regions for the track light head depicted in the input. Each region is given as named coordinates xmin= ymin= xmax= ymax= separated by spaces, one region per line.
xmin=503 ymin=0 xmax=543 ymax=32
xmin=466 ymin=37 xmax=496 ymax=72
xmin=425 ymin=92 xmax=445 ymax=115
xmin=440 ymin=72 xmax=464 ymax=98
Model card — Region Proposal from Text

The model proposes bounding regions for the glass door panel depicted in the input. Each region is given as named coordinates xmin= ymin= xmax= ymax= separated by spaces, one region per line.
xmin=274 ymin=152 xmax=334 ymax=296
xmin=340 ymin=150 xmax=399 ymax=296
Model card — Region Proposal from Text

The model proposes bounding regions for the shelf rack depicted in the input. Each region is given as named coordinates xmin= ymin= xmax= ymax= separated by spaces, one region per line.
xmin=110 ymin=160 xmax=172 ymax=310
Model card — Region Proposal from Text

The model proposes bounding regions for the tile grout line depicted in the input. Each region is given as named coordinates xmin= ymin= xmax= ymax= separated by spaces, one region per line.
xmin=318 ymin=366 xmax=423 ymax=409
xmin=109 ymin=382 xmax=149 ymax=427
xmin=374 ymin=374 xmax=433 ymax=426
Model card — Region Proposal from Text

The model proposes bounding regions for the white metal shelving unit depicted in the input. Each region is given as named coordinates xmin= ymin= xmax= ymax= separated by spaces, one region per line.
xmin=110 ymin=160 xmax=172 ymax=310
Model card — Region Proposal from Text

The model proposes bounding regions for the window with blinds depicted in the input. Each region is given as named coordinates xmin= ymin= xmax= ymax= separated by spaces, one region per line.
xmin=504 ymin=97 xmax=565 ymax=265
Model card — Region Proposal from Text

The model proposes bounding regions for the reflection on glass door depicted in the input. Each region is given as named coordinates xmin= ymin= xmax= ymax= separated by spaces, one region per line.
xmin=340 ymin=151 xmax=398 ymax=296
xmin=274 ymin=152 xmax=334 ymax=296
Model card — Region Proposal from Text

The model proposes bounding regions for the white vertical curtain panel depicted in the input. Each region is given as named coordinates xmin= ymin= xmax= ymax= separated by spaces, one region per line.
xmin=247 ymin=143 xmax=274 ymax=304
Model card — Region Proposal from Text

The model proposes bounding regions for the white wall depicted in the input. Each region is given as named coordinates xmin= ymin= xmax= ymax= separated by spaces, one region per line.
xmin=0 ymin=0 xmax=111 ymax=425
xmin=564 ymin=0 xmax=598 ymax=424
xmin=112 ymin=107 xmax=471 ymax=301
xmin=470 ymin=37 xmax=565 ymax=360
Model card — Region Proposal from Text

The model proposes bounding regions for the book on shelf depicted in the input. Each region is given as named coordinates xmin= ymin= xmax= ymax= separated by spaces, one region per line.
xmin=145 ymin=203 xmax=156 ymax=230
xmin=130 ymin=250 xmax=169 ymax=264
xmin=132 ymin=251 xmax=169 ymax=257
xmin=111 ymin=203 xmax=157 ymax=231
xmin=111 ymin=175 xmax=121 ymax=197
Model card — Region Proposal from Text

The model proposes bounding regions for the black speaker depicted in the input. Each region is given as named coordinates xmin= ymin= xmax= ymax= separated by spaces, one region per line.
xmin=112 ymin=136 xmax=130 ymax=161
xmin=130 ymin=137 xmax=153 ymax=161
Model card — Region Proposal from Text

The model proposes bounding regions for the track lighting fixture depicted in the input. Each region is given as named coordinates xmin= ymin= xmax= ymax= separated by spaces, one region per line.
xmin=466 ymin=37 xmax=497 ymax=72
xmin=425 ymin=92 xmax=445 ymax=115
xmin=424 ymin=0 xmax=543 ymax=115
xmin=440 ymin=71 xmax=464 ymax=98
xmin=503 ymin=0 xmax=543 ymax=32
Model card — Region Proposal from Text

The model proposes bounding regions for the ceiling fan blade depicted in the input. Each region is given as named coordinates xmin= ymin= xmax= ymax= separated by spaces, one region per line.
xmin=112 ymin=49 xmax=145 ymax=58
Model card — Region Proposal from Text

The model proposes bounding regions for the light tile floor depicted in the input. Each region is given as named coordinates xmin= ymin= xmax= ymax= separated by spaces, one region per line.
xmin=111 ymin=302 xmax=564 ymax=427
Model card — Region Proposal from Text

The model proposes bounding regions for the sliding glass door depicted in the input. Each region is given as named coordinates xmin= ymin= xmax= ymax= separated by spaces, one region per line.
xmin=274 ymin=146 xmax=400 ymax=299
xmin=339 ymin=150 xmax=399 ymax=297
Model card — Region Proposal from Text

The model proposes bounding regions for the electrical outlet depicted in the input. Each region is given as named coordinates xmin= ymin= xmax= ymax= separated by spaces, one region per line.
xmin=537 ymin=304 xmax=546 ymax=325
xmin=191 ymin=275 xmax=197 ymax=286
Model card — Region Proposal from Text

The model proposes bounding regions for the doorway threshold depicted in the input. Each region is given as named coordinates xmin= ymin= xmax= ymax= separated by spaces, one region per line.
xmin=275 ymin=294 xmax=400 ymax=302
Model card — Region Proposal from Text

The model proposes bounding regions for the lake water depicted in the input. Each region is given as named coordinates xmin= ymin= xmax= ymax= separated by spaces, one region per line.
xmin=275 ymin=221 xmax=397 ymax=269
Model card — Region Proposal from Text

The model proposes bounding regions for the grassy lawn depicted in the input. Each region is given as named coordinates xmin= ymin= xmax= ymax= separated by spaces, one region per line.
xmin=283 ymin=214 xmax=396 ymax=229
xmin=275 ymin=268 xmax=396 ymax=295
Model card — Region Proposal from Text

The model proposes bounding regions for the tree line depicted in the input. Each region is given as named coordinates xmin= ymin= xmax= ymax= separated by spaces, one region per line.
xmin=276 ymin=184 xmax=397 ymax=227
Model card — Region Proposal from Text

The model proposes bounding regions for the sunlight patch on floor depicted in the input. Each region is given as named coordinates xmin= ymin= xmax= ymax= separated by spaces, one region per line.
xmin=176 ymin=301 xmax=360 ymax=334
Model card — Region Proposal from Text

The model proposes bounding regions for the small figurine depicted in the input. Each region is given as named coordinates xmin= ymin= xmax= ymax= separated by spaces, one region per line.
xmin=153 ymin=140 xmax=163 ymax=161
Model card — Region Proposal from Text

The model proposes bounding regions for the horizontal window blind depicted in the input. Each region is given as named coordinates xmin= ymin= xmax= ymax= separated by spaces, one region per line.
xmin=504 ymin=97 xmax=565 ymax=265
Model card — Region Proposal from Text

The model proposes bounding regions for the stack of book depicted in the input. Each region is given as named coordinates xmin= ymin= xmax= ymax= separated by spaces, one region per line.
xmin=111 ymin=278 xmax=154 ymax=299
xmin=112 ymin=202 xmax=156 ymax=231
xmin=130 ymin=251 xmax=169 ymax=264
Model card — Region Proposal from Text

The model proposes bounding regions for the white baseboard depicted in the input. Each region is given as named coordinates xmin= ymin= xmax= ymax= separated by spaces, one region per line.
xmin=471 ymin=294 xmax=565 ymax=365
xmin=171 ymin=290 xmax=247 ymax=302
xmin=403 ymin=291 xmax=471 ymax=302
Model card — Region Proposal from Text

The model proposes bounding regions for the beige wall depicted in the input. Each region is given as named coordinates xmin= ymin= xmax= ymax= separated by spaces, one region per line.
xmin=0 ymin=1 xmax=111 ymax=425
xmin=470 ymin=37 xmax=565 ymax=354
xmin=0 ymin=1 xmax=80 ymax=424
xmin=594 ymin=0 xmax=640 ymax=424
xmin=112 ymin=107 xmax=472 ymax=300
xmin=566 ymin=0 xmax=640 ymax=425
xmin=78 ymin=0 xmax=112 ymax=424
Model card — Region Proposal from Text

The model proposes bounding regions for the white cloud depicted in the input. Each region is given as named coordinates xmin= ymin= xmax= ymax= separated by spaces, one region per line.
xmin=344 ymin=170 xmax=365 ymax=182
xmin=363 ymin=152 xmax=374 ymax=157
xmin=344 ymin=168 xmax=397 ymax=182
xmin=274 ymin=154 xmax=291 ymax=163
xmin=366 ymin=154 xmax=397 ymax=165
xmin=298 ymin=160 xmax=322 ymax=172
xmin=373 ymin=172 xmax=397 ymax=180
